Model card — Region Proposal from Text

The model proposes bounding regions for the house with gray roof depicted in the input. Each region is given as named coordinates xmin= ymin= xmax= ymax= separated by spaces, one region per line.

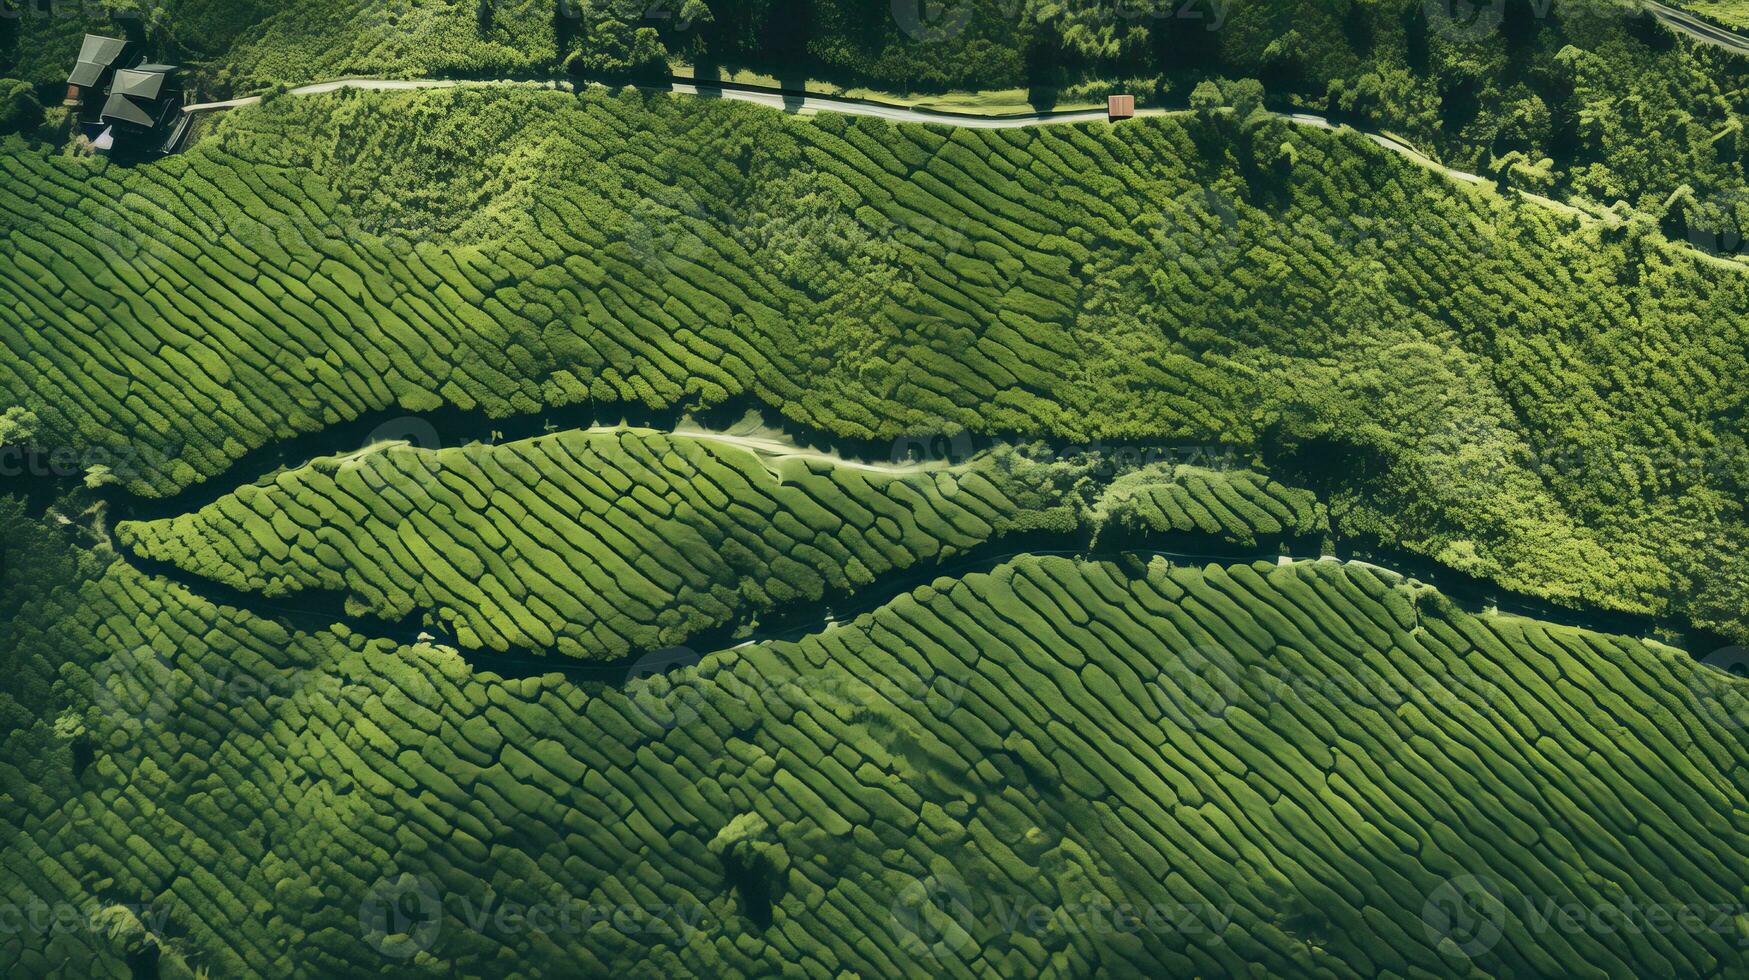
xmin=65 ymin=34 xmax=131 ymax=107
xmin=101 ymin=66 xmax=181 ymax=130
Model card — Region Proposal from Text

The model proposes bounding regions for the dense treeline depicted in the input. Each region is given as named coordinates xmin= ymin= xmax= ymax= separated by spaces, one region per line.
xmin=5 ymin=0 xmax=1747 ymax=224
xmin=680 ymin=0 xmax=1749 ymax=229
xmin=7 ymin=555 xmax=1749 ymax=975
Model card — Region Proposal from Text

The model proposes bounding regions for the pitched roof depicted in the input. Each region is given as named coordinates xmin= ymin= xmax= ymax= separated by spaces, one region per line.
xmin=111 ymin=69 xmax=167 ymax=101
xmin=76 ymin=34 xmax=128 ymax=68
xmin=100 ymin=93 xmax=156 ymax=128
xmin=68 ymin=62 xmax=108 ymax=88
xmin=67 ymin=34 xmax=129 ymax=87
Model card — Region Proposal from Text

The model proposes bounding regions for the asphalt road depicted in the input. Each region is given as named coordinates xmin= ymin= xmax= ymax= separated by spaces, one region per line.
xmin=1645 ymin=0 xmax=1749 ymax=56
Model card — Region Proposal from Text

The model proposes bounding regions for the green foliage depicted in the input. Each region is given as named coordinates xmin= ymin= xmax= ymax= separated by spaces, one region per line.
xmin=119 ymin=429 xmax=1027 ymax=660
xmin=1092 ymin=464 xmax=1325 ymax=548
xmin=0 ymin=496 xmax=109 ymax=783
xmin=558 ymin=3 xmax=667 ymax=77
xmin=118 ymin=427 xmax=1324 ymax=659
xmin=0 ymin=407 xmax=37 ymax=447
xmin=0 ymin=80 xmax=40 ymax=136
xmin=5 ymin=0 xmax=1746 ymax=217
xmin=8 ymin=555 xmax=1748 ymax=975
xmin=4 ymin=85 xmax=1746 ymax=640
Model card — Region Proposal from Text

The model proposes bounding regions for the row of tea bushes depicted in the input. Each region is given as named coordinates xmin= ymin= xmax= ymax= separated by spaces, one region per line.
xmin=6 ymin=555 xmax=1748 ymax=976
xmin=119 ymin=429 xmax=1333 ymax=660
xmin=3 ymin=85 xmax=1746 ymax=640
xmin=117 ymin=428 xmax=1043 ymax=660
xmin=1093 ymin=464 xmax=1324 ymax=547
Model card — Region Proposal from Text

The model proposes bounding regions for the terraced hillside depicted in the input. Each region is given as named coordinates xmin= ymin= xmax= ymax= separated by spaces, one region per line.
xmin=5 ymin=555 xmax=1747 ymax=977
xmin=2 ymin=84 xmax=1744 ymax=642
xmin=117 ymin=429 xmax=1041 ymax=660
xmin=5 ymin=4 xmax=1749 ymax=979
xmin=1091 ymin=465 xmax=1323 ymax=548
xmin=116 ymin=429 xmax=1332 ymax=661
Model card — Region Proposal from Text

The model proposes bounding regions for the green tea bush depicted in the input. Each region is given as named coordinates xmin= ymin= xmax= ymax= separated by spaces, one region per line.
xmin=2 ymin=85 xmax=1745 ymax=644
xmin=118 ymin=429 xmax=1030 ymax=659
xmin=7 ymin=555 xmax=1749 ymax=976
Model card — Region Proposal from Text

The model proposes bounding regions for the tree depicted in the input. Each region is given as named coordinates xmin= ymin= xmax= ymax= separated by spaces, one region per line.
xmin=0 ymin=80 xmax=41 ymax=136
xmin=561 ymin=3 xmax=671 ymax=77
xmin=677 ymin=0 xmax=714 ymax=29
xmin=0 ymin=407 xmax=37 ymax=447
xmin=1190 ymin=80 xmax=1224 ymax=119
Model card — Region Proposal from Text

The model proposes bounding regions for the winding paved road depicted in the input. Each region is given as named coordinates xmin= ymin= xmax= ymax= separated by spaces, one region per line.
xmin=177 ymin=64 xmax=1748 ymax=269
xmin=181 ymin=78 xmax=1522 ymax=205
xmin=1646 ymin=1 xmax=1749 ymax=56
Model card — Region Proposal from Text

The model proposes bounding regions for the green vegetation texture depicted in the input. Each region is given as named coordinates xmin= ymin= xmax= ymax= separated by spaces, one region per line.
xmin=7 ymin=0 xmax=1749 ymax=226
xmin=116 ymin=431 xmax=1325 ymax=661
xmin=1 ymin=86 xmax=1744 ymax=643
xmin=4 ymin=555 xmax=1748 ymax=976
xmin=2 ymin=6 xmax=1747 ymax=977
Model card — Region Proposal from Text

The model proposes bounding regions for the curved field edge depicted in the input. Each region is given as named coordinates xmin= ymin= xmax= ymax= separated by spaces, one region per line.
xmin=112 ymin=429 xmax=1323 ymax=662
xmin=2 ymin=85 xmax=1745 ymax=641
xmin=5 ymin=553 xmax=1749 ymax=976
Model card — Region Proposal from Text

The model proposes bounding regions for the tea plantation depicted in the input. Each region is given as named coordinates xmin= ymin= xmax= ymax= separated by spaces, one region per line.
xmin=4 ymin=3 xmax=1749 ymax=977
xmin=5 ymin=555 xmax=1749 ymax=977
xmin=3 ymin=84 xmax=1745 ymax=642
xmin=117 ymin=430 xmax=1043 ymax=660
xmin=115 ymin=431 xmax=1330 ymax=662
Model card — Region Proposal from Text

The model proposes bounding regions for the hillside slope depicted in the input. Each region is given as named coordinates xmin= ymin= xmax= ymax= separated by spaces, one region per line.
xmin=2 ymin=86 xmax=1743 ymax=640
xmin=4 ymin=555 xmax=1747 ymax=976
